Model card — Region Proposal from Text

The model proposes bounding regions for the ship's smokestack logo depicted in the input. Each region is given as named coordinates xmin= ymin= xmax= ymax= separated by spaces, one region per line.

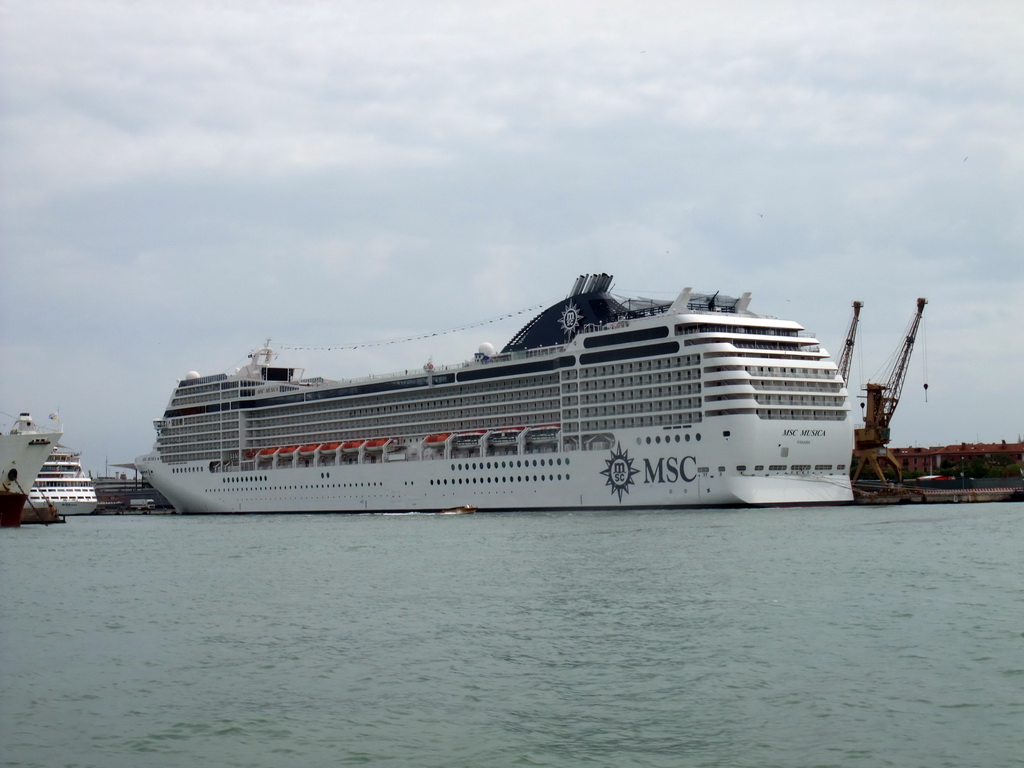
xmin=601 ymin=443 xmax=639 ymax=502
xmin=559 ymin=302 xmax=582 ymax=337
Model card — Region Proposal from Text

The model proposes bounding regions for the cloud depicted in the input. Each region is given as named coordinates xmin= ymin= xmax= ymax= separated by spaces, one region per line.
xmin=1 ymin=0 xmax=1022 ymax=468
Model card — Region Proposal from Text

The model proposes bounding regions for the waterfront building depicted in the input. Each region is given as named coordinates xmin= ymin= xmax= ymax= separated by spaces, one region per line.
xmin=892 ymin=440 xmax=1024 ymax=476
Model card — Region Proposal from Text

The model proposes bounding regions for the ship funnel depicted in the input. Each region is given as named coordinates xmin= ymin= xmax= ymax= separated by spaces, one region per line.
xmin=570 ymin=273 xmax=615 ymax=296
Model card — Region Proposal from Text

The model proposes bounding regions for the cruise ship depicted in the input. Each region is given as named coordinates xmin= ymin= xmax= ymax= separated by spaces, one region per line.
xmin=138 ymin=274 xmax=854 ymax=513
xmin=29 ymin=446 xmax=98 ymax=516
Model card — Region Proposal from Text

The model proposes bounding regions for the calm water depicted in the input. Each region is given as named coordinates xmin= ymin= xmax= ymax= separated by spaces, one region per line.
xmin=2 ymin=504 xmax=1022 ymax=768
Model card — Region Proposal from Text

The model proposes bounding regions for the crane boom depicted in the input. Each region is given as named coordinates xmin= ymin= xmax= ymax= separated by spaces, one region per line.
xmin=879 ymin=297 xmax=927 ymax=427
xmin=836 ymin=300 xmax=862 ymax=386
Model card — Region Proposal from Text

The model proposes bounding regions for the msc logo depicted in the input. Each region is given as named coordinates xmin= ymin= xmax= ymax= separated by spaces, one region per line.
xmin=600 ymin=443 xmax=640 ymax=501
xmin=600 ymin=447 xmax=700 ymax=503
xmin=642 ymin=456 xmax=698 ymax=483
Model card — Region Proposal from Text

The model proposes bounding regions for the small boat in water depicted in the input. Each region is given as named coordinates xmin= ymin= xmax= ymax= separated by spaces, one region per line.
xmin=439 ymin=505 xmax=477 ymax=515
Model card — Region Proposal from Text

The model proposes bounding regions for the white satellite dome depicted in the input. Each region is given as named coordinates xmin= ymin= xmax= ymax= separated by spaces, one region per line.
xmin=478 ymin=342 xmax=496 ymax=357
xmin=185 ymin=370 xmax=201 ymax=380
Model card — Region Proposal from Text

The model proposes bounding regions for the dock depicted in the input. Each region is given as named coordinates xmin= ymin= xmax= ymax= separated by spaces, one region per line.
xmin=854 ymin=486 xmax=1024 ymax=505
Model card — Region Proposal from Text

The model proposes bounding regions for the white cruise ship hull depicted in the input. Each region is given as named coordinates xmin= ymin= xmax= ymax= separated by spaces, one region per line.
xmin=139 ymin=419 xmax=851 ymax=513
xmin=28 ymin=497 xmax=98 ymax=516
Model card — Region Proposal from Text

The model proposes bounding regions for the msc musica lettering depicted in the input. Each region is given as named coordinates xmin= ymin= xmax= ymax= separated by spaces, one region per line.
xmin=783 ymin=429 xmax=827 ymax=437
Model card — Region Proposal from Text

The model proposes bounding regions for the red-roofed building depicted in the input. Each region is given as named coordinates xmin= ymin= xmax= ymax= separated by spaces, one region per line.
xmin=892 ymin=441 xmax=1024 ymax=475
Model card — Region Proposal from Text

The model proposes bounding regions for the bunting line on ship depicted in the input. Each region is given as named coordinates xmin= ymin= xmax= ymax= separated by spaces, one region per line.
xmin=277 ymin=304 xmax=546 ymax=351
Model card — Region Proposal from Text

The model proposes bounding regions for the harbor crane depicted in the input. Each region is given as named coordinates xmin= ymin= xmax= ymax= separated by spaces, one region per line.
xmin=851 ymin=297 xmax=927 ymax=486
xmin=836 ymin=300 xmax=862 ymax=387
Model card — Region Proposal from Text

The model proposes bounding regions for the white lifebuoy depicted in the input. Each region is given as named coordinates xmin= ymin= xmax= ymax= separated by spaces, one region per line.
xmin=425 ymin=362 xmax=434 ymax=371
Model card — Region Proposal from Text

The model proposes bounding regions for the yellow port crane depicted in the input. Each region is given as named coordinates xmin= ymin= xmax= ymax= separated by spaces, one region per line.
xmin=851 ymin=297 xmax=927 ymax=485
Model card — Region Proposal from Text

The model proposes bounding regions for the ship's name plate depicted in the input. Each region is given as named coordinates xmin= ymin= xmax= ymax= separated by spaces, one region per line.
xmin=782 ymin=429 xmax=826 ymax=437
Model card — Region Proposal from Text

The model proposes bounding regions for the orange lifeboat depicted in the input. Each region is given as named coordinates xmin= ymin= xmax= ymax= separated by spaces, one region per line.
xmin=257 ymin=447 xmax=280 ymax=457
xmin=341 ymin=440 xmax=365 ymax=453
xmin=424 ymin=433 xmax=451 ymax=445
xmin=320 ymin=442 xmax=341 ymax=453
xmin=278 ymin=445 xmax=299 ymax=456
xmin=363 ymin=438 xmax=391 ymax=451
xmin=299 ymin=444 xmax=321 ymax=455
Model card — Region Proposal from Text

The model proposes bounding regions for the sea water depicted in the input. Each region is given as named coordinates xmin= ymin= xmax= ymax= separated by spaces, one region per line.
xmin=1 ymin=504 xmax=1022 ymax=768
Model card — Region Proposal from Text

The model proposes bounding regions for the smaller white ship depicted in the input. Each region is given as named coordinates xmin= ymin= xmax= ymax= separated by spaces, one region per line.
xmin=29 ymin=446 xmax=98 ymax=516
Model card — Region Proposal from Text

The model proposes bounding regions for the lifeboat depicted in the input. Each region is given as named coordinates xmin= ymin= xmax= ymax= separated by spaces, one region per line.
xmin=341 ymin=440 xmax=365 ymax=453
xmin=489 ymin=427 xmax=524 ymax=444
xmin=278 ymin=445 xmax=299 ymax=456
xmin=363 ymin=438 xmax=391 ymax=451
xmin=423 ymin=433 xmax=451 ymax=445
xmin=453 ymin=430 xmax=487 ymax=447
xmin=256 ymin=447 xmax=280 ymax=457
xmin=319 ymin=442 xmax=342 ymax=453
xmin=299 ymin=444 xmax=321 ymax=456
xmin=243 ymin=450 xmax=257 ymax=460
xmin=525 ymin=425 xmax=560 ymax=444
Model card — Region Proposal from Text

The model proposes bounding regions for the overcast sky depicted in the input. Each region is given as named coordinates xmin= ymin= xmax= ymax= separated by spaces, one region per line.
xmin=2 ymin=0 xmax=1021 ymax=476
